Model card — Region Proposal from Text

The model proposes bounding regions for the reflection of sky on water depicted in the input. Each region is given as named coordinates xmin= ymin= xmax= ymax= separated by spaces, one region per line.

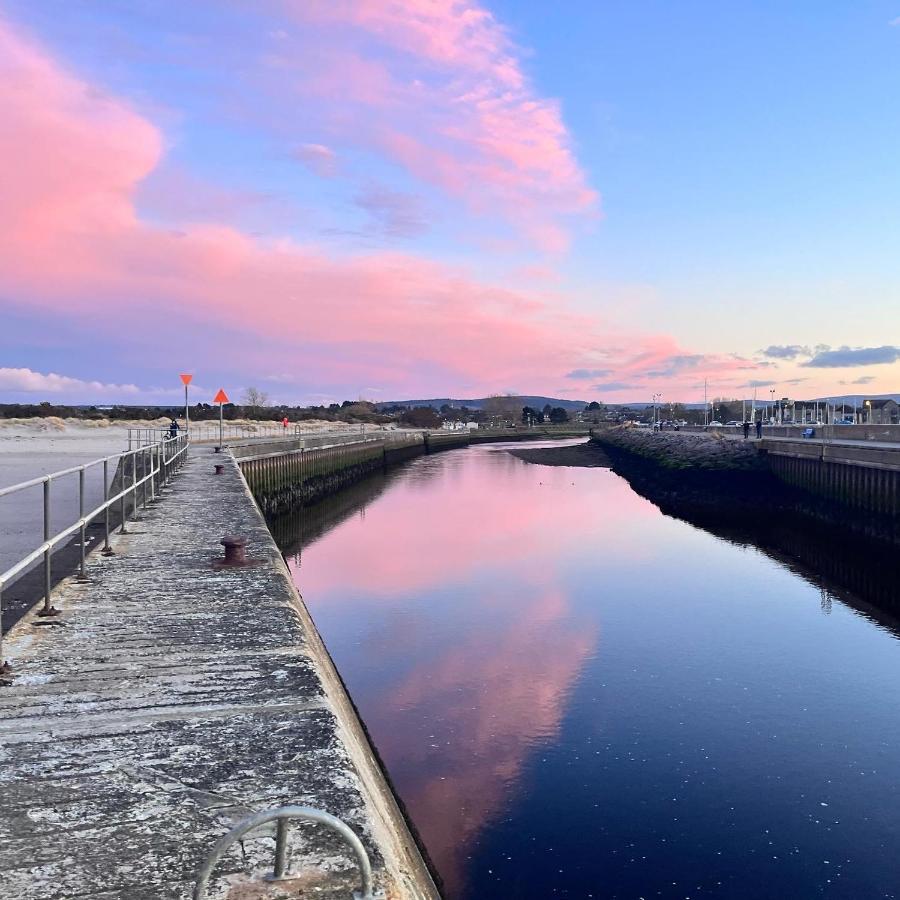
xmin=287 ymin=444 xmax=900 ymax=899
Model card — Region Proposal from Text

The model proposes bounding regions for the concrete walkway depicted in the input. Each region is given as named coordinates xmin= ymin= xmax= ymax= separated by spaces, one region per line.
xmin=0 ymin=450 xmax=436 ymax=899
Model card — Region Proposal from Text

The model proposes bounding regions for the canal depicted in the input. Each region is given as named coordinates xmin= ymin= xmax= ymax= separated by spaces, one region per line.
xmin=273 ymin=439 xmax=900 ymax=899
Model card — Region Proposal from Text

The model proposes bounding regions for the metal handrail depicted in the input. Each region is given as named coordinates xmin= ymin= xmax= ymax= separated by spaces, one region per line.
xmin=0 ymin=433 xmax=189 ymax=671
xmin=128 ymin=424 xmax=397 ymax=448
xmin=234 ymin=434 xmax=396 ymax=464
xmin=193 ymin=805 xmax=384 ymax=900
xmin=129 ymin=423 xmax=315 ymax=447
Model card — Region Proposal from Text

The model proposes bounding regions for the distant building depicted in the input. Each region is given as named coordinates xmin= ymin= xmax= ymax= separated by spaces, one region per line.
xmin=864 ymin=398 xmax=899 ymax=424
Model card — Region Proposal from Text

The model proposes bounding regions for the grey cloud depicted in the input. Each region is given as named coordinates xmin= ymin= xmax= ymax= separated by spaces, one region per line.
xmin=645 ymin=354 xmax=705 ymax=378
xmin=566 ymin=368 xmax=612 ymax=379
xmin=294 ymin=143 xmax=337 ymax=177
xmin=802 ymin=346 xmax=900 ymax=368
xmin=591 ymin=381 xmax=637 ymax=392
xmin=356 ymin=186 xmax=428 ymax=238
xmin=745 ymin=379 xmax=777 ymax=388
xmin=759 ymin=345 xmax=811 ymax=360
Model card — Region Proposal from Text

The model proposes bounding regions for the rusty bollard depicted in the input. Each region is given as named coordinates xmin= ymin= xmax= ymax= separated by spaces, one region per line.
xmin=214 ymin=464 xmax=224 ymax=475
xmin=220 ymin=535 xmax=248 ymax=567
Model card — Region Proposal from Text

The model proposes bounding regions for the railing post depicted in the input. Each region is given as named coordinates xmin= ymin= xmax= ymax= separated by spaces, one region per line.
xmin=38 ymin=478 xmax=57 ymax=616
xmin=150 ymin=445 xmax=157 ymax=502
xmin=141 ymin=448 xmax=148 ymax=511
xmin=0 ymin=583 xmax=10 ymax=677
xmin=79 ymin=467 xmax=87 ymax=579
xmin=131 ymin=453 xmax=138 ymax=521
xmin=119 ymin=457 xmax=128 ymax=534
xmin=0 ymin=584 xmax=5 ymax=675
xmin=273 ymin=819 xmax=289 ymax=878
xmin=103 ymin=459 xmax=113 ymax=552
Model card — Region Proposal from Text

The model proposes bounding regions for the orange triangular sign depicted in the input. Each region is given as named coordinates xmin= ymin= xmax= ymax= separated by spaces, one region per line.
xmin=180 ymin=373 xmax=193 ymax=385
xmin=213 ymin=388 xmax=229 ymax=404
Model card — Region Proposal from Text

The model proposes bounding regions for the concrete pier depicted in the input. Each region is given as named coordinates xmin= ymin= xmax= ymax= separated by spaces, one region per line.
xmin=0 ymin=450 xmax=437 ymax=899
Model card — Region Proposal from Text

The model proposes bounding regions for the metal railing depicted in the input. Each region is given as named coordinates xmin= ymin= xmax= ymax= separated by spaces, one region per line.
xmin=193 ymin=805 xmax=383 ymax=900
xmin=0 ymin=433 xmax=189 ymax=671
xmin=127 ymin=424 xmax=398 ymax=448
xmin=128 ymin=423 xmax=591 ymax=450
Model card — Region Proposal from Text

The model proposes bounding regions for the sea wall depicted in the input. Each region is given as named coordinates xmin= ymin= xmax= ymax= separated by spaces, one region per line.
xmin=592 ymin=427 xmax=900 ymax=545
xmin=237 ymin=440 xmax=407 ymax=515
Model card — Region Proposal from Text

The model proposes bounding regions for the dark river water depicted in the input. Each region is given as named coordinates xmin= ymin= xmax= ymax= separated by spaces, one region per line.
xmin=275 ymin=440 xmax=900 ymax=899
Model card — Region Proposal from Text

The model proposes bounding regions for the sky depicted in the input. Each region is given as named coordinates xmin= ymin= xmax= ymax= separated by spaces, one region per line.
xmin=2 ymin=0 xmax=900 ymax=406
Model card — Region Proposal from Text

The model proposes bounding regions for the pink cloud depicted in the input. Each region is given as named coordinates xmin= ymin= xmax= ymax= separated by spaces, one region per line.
xmin=0 ymin=16 xmax=768 ymax=401
xmin=0 ymin=17 xmax=595 ymax=394
xmin=292 ymin=142 xmax=338 ymax=178
xmin=270 ymin=0 xmax=598 ymax=251
xmin=0 ymin=367 xmax=141 ymax=396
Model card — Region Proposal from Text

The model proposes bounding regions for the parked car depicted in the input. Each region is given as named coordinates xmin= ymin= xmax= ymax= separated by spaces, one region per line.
xmin=725 ymin=420 xmax=741 ymax=427
xmin=707 ymin=420 xmax=724 ymax=427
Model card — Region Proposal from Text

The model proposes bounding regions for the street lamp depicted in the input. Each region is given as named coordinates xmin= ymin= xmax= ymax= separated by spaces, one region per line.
xmin=865 ymin=399 xmax=872 ymax=424
xmin=769 ymin=388 xmax=776 ymax=424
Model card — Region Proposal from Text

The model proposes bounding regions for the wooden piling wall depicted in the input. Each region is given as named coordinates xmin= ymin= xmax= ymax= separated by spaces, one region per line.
xmin=766 ymin=452 xmax=900 ymax=519
xmin=238 ymin=440 xmax=408 ymax=515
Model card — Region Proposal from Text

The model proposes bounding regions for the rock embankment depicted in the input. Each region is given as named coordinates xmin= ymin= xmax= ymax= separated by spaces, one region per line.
xmin=593 ymin=427 xmax=766 ymax=471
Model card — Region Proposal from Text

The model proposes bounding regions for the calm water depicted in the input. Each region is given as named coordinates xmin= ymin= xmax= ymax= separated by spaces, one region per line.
xmin=279 ymin=441 xmax=900 ymax=899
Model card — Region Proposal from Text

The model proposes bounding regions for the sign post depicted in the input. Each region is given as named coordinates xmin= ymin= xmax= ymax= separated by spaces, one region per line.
xmin=180 ymin=374 xmax=193 ymax=433
xmin=213 ymin=388 xmax=229 ymax=449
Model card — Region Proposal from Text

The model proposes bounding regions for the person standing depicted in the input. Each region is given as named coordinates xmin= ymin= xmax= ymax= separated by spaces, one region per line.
xmin=755 ymin=419 xmax=763 ymax=439
xmin=742 ymin=420 xmax=750 ymax=440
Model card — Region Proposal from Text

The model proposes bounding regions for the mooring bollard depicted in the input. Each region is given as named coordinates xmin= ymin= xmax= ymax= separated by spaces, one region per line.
xmin=214 ymin=464 xmax=224 ymax=475
xmin=220 ymin=535 xmax=248 ymax=566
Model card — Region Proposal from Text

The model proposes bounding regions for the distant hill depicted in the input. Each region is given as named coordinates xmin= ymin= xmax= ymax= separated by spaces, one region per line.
xmin=375 ymin=396 xmax=589 ymax=412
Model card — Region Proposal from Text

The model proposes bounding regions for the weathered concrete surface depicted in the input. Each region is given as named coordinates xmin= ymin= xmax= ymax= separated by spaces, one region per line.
xmin=0 ymin=450 xmax=438 ymax=899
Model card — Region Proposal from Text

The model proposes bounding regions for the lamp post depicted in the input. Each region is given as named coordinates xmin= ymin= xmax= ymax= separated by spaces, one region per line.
xmin=865 ymin=399 xmax=872 ymax=424
xmin=769 ymin=388 xmax=776 ymax=424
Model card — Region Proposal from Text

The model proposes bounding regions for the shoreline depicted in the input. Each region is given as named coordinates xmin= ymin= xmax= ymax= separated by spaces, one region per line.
xmin=504 ymin=440 xmax=610 ymax=467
